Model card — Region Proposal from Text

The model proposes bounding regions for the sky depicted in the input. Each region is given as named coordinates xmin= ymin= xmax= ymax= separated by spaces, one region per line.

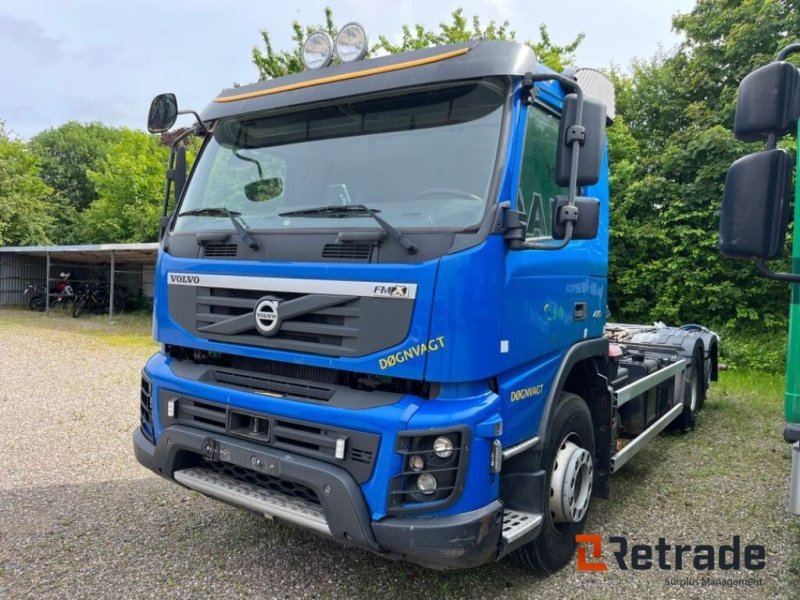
xmin=1 ymin=0 xmax=697 ymax=139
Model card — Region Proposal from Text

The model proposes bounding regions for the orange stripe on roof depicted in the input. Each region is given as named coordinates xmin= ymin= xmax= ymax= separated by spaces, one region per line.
xmin=214 ymin=47 xmax=471 ymax=103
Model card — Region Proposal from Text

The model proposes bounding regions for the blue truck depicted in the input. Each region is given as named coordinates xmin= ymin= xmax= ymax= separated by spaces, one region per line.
xmin=134 ymin=30 xmax=720 ymax=572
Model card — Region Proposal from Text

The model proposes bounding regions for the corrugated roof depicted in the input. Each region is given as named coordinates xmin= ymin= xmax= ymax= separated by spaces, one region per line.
xmin=0 ymin=243 xmax=158 ymax=264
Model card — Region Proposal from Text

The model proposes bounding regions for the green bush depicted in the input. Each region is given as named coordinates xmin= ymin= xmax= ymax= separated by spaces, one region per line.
xmin=718 ymin=325 xmax=788 ymax=374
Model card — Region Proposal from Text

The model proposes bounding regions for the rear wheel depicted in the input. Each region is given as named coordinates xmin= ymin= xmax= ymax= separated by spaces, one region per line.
xmin=510 ymin=392 xmax=595 ymax=572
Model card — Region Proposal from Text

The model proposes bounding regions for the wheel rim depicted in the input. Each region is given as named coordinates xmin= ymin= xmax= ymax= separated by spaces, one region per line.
xmin=550 ymin=436 xmax=593 ymax=525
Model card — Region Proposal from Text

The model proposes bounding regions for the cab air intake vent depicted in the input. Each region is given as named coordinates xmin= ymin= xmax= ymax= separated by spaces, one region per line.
xmin=204 ymin=243 xmax=238 ymax=258
xmin=321 ymin=243 xmax=371 ymax=260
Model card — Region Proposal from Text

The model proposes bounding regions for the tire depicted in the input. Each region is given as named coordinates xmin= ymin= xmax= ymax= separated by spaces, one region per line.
xmin=510 ymin=392 xmax=595 ymax=573
xmin=73 ymin=298 xmax=87 ymax=318
xmin=674 ymin=351 xmax=702 ymax=430
xmin=29 ymin=296 xmax=46 ymax=311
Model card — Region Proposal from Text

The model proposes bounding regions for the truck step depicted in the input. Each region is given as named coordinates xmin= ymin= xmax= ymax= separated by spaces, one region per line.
xmin=174 ymin=466 xmax=331 ymax=536
xmin=501 ymin=509 xmax=543 ymax=545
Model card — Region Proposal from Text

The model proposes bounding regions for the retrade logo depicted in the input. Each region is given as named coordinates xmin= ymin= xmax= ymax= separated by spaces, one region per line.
xmin=576 ymin=534 xmax=608 ymax=571
xmin=576 ymin=534 xmax=766 ymax=572
xmin=254 ymin=298 xmax=280 ymax=335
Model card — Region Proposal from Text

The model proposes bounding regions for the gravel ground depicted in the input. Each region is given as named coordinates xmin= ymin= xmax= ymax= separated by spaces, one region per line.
xmin=0 ymin=310 xmax=798 ymax=599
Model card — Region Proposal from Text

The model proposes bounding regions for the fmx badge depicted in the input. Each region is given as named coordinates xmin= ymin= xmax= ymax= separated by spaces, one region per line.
xmin=373 ymin=284 xmax=409 ymax=298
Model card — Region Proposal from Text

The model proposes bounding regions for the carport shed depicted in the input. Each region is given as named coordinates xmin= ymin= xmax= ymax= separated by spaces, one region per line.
xmin=0 ymin=243 xmax=158 ymax=317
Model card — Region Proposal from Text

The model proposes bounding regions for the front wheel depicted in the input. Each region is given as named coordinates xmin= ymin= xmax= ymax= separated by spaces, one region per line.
xmin=510 ymin=392 xmax=595 ymax=572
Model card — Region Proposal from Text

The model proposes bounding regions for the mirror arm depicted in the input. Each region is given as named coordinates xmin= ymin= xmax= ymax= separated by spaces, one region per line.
xmin=755 ymin=258 xmax=800 ymax=283
xmin=168 ymin=126 xmax=196 ymax=153
xmin=524 ymin=223 xmax=574 ymax=250
xmin=233 ymin=149 xmax=263 ymax=179
xmin=501 ymin=204 xmax=575 ymax=250
xmin=177 ymin=109 xmax=208 ymax=134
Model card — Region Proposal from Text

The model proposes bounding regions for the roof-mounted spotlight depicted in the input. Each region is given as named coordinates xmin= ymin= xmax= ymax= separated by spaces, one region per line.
xmin=302 ymin=31 xmax=334 ymax=70
xmin=334 ymin=22 xmax=369 ymax=63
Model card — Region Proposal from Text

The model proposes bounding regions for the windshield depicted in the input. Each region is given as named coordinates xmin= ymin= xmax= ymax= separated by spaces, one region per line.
xmin=173 ymin=78 xmax=507 ymax=233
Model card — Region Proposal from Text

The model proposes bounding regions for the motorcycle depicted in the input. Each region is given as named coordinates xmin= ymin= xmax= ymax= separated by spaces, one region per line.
xmin=24 ymin=272 xmax=76 ymax=311
xmin=23 ymin=282 xmax=47 ymax=311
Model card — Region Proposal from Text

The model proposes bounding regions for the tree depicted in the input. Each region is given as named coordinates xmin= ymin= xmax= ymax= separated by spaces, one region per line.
xmin=607 ymin=0 xmax=797 ymax=368
xmin=78 ymin=130 xmax=170 ymax=243
xmin=251 ymin=7 xmax=583 ymax=80
xmin=29 ymin=122 xmax=121 ymax=244
xmin=29 ymin=122 xmax=120 ymax=211
xmin=0 ymin=123 xmax=54 ymax=246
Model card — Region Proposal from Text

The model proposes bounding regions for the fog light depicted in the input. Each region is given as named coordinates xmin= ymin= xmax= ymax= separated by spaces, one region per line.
xmin=334 ymin=22 xmax=369 ymax=63
xmin=416 ymin=473 xmax=437 ymax=495
xmin=302 ymin=31 xmax=334 ymax=70
xmin=433 ymin=436 xmax=454 ymax=458
xmin=409 ymin=455 xmax=425 ymax=472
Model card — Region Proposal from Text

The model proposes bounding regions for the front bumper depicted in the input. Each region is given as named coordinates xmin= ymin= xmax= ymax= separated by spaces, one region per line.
xmin=133 ymin=425 xmax=503 ymax=569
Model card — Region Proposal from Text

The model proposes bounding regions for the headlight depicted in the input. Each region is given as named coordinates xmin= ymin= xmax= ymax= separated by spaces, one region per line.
xmin=302 ymin=31 xmax=334 ymax=70
xmin=334 ymin=22 xmax=369 ymax=63
xmin=433 ymin=436 xmax=454 ymax=458
xmin=416 ymin=473 xmax=437 ymax=495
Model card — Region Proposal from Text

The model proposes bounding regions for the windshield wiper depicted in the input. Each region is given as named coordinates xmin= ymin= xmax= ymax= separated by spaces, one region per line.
xmin=279 ymin=205 xmax=418 ymax=255
xmin=178 ymin=207 xmax=260 ymax=250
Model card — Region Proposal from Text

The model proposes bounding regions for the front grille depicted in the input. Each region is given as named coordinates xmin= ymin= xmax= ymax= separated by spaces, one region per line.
xmin=160 ymin=391 xmax=380 ymax=483
xmin=212 ymin=367 xmax=336 ymax=402
xmin=203 ymin=459 xmax=320 ymax=505
xmin=231 ymin=355 xmax=339 ymax=385
xmin=197 ymin=288 xmax=361 ymax=356
xmin=140 ymin=373 xmax=155 ymax=443
xmin=321 ymin=243 xmax=372 ymax=260
xmin=203 ymin=243 xmax=238 ymax=258
xmin=168 ymin=281 xmax=414 ymax=358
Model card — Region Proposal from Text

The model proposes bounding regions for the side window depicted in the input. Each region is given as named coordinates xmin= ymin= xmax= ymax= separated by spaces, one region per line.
xmin=517 ymin=106 xmax=567 ymax=239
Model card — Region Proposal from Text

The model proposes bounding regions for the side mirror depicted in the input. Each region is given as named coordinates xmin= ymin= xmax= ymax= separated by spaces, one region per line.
xmin=556 ymin=95 xmax=607 ymax=187
xmin=734 ymin=62 xmax=800 ymax=142
xmin=552 ymin=196 xmax=599 ymax=240
xmin=244 ymin=178 xmax=284 ymax=202
xmin=720 ymin=149 xmax=793 ymax=260
xmin=148 ymin=93 xmax=178 ymax=133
